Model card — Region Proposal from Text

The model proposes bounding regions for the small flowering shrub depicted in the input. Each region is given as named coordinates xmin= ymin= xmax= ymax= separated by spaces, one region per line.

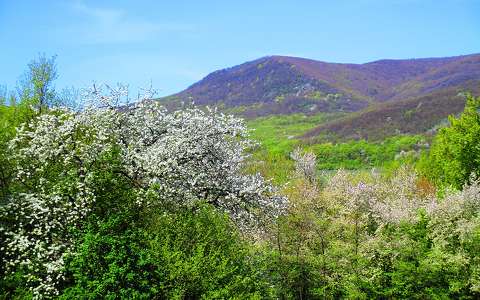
xmin=291 ymin=147 xmax=317 ymax=183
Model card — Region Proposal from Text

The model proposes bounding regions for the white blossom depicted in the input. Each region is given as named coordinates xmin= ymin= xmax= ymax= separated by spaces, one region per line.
xmin=290 ymin=148 xmax=317 ymax=183
xmin=1 ymin=84 xmax=286 ymax=298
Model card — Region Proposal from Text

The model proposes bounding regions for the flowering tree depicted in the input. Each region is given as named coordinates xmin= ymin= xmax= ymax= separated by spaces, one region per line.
xmin=291 ymin=147 xmax=317 ymax=184
xmin=0 ymin=84 xmax=286 ymax=297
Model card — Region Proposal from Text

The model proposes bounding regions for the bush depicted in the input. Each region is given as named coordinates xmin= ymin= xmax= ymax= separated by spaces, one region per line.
xmin=148 ymin=204 xmax=273 ymax=299
xmin=61 ymin=205 xmax=273 ymax=299
xmin=61 ymin=212 xmax=156 ymax=299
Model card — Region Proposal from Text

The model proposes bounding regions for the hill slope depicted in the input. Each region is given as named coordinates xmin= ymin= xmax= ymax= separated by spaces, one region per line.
xmin=303 ymin=83 xmax=480 ymax=140
xmin=160 ymin=53 xmax=480 ymax=138
xmin=162 ymin=56 xmax=370 ymax=116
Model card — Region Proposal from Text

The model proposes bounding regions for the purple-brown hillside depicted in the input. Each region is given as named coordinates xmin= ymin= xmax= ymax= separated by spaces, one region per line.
xmin=160 ymin=53 xmax=480 ymax=138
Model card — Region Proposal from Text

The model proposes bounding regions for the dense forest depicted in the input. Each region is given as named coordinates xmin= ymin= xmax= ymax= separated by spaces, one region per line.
xmin=1 ymin=55 xmax=480 ymax=299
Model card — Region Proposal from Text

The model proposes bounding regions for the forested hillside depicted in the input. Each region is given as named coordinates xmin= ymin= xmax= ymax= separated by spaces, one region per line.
xmin=162 ymin=54 xmax=480 ymax=129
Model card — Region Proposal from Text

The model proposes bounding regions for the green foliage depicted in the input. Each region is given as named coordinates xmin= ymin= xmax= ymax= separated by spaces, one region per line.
xmin=247 ymin=112 xmax=341 ymax=156
xmin=148 ymin=205 xmax=272 ymax=299
xmin=0 ymin=101 xmax=35 ymax=200
xmin=17 ymin=54 xmax=58 ymax=112
xmin=269 ymin=168 xmax=480 ymax=299
xmin=246 ymin=131 xmax=424 ymax=186
xmin=361 ymin=213 xmax=480 ymax=299
xmin=306 ymin=135 xmax=425 ymax=170
xmin=247 ymin=112 xmax=425 ymax=184
xmin=246 ymin=113 xmax=339 ymax=184
xmin=0 ymin=54 xmax=65 ymax=199
xmin=3 ymin=56 xmax=480 ymax=299
xmin=422 ymin=93 xmax=480 ymax=189
xmin=246 ymin=150 xmax=294 ymax=185
xmin=62 ymin=205 xmax=272 ymax=299
xmin=60 ymin=147 xmax=150 ymax=299
xmin=0 ymin=270 xmax=33 ymax=300
xmin=61 ymin=213 xmax=156 ymax=299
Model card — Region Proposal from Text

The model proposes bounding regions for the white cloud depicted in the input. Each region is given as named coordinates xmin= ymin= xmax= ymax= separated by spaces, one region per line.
xmin=69 ymin=0 xmax=196 ymax=44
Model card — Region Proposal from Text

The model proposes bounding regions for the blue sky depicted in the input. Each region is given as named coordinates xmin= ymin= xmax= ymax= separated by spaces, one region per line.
xmin=1 ymin=0 xmax=479 ymax=97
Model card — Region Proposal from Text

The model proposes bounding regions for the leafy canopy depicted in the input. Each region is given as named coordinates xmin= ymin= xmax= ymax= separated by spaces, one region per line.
xmin=424 ymin=93 xmax=480 ymax=189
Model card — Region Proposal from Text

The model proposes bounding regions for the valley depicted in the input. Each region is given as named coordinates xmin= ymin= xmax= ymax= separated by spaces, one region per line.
xmin=158 ymin=53 xmax=480 ymax=179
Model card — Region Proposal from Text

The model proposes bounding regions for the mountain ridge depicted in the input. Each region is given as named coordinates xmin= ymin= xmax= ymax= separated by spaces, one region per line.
xmin=159 ymin=53 xmax=480 ymax=139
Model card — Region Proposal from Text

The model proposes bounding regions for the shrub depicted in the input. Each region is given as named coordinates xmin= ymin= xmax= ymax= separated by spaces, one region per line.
xmin=148 ymin=205 xmax=273 ymax=298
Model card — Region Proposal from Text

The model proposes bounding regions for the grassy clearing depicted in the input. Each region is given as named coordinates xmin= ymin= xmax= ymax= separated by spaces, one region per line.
xmin=247 ymin=113 xmax=342 ymax=155
xmin=246 ymin=113 xmax=428 ymax=183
